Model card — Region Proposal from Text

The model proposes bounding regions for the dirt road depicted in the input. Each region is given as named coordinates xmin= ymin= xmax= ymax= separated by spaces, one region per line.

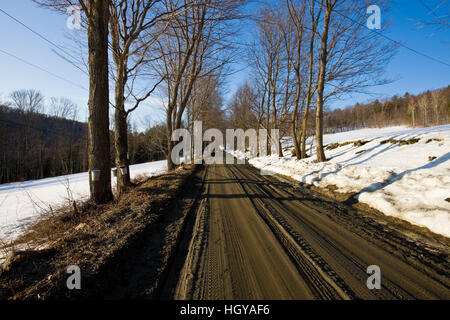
xmin=164 ymin=164 xmax=450 ymax=300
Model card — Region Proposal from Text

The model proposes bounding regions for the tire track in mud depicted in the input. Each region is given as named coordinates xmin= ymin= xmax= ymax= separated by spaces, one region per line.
xmin=168 ymin=163 xmax=450 ymax=300
xmin=174 ymin=164 xmax=316 ymax=299
xmin=230 ymin=165 xmax=393 ymax=299
xmin=227 ymin=165 xmax=352 ymax=300
xmin=229 ymin=164 xmax=450 ymax=300
xmin=170 ymin=165 xmax=210 ymax=299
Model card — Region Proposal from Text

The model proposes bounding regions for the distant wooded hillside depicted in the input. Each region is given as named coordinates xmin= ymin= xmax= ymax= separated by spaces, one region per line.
xmin=324 ymin=86 xmax=450 ymax=133
xmin=0 ymin=104 xmax=88 ymax=183
xmin=0 ymin=99 xmax=166 ymax=184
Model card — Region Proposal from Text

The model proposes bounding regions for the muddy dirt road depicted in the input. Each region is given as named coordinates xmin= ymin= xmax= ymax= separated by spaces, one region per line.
xmin=163 ymin=164 xmax=450 ymax=300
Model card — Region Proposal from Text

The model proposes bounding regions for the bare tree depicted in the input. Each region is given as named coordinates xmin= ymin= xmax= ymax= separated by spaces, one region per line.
xmin=84 ymin=0 xmax=113 ymax=203
xmin=313 ymin=0 xmax=396 ymax=162
xmin=109 ymin=0 xmax=181 ymax=194
xmin=227 ymin=82 xmax=258 ymax=131
xmin=48 ymin=97 xmax=81 ymax=174
xmin=285 ymin=0 xmax=321 ymax=159
xmin=35 ymin=0 xmax=113 ymax=204
xmin=48 ymin=97 xmax=78 ymax=119
xmin=418 ymin=92 xmax=431 ymax=126
xmin=251 ymin=5 xmax=289 ymax=157
xmin=9 ymin=90 xmax=46 ymax=178
xmin=10 ymin=89 xmax=45 ymax=114
xmin=246 ymin=0 xmax=395 ymax=162
xmin=154 ymin=0 xmax=243 ymax=169
xmin=299 ymin=0 xmax=321 ymax=159
xmin=155 ymin=0 xmax=208 ymax=170
xmin=430 ymin=89 xmax=443 ymax=125
xmin=314 ymin=0 xmax=335 ymax=162
xmin=408 ymin=96 xmax=418 ymax=127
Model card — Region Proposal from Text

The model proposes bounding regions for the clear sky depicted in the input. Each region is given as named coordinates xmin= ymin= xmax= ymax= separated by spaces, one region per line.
xmin=0 ymin=0 xmax=449 ymax=126
xmin=331 ymin=0 xmax=450 ymax=108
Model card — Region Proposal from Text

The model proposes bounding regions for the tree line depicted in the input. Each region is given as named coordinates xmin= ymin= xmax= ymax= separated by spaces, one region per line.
xmin=0 ymin=90 xmax=87 ymax=184
xmin=226 ymin=0 xmax=396 ymax=160
xmin=0 ymin=89 xmax=166 ymax=184
xmin=32 ymin=0 xmax=244 ymax=203
xmin=324 ymin=86 xmax=450 ymax=132
xmin=227 ymin=82 xmax=450 ymax=145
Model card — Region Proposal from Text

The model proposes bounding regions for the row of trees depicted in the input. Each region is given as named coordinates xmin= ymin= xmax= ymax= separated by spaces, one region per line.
xmin=18 ymin=0 xmax=444 ymax=205
xmin=227 ymin=0 xmax=396 ymax=161
xmin=4 ymin=84 xmax=446 ymax=184
xmin=32 ymin=0 xmax=243 ymax=203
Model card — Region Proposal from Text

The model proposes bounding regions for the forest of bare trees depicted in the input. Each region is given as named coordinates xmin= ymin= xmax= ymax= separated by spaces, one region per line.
xmin=0 ymin=90 xmax=87 ymax=183
xmin=0 ymin=90 xmax=166 ymax=184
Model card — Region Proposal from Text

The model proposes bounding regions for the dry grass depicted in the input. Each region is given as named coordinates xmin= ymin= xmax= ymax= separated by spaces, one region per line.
xmin=326 ymin=140 xmax=370 ymax=151
xmin=380 ymin=138 xmax=421 ymax=146
xmin=7 ymin=201 xmax=101 ymax=251
xmin=426 ymin=138 xmax=443 ymax=144
xmin=0 ymin=165 xmax=196 ymax=300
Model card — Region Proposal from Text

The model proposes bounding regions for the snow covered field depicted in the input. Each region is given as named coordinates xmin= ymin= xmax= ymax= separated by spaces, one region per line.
xmin=249 ymin=125 xmax=450 ymax=238
xmin=0 ymin=160 xmax=167 ymax=242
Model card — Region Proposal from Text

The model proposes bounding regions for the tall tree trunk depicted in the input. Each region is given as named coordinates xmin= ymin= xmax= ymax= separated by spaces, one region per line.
xmin=271 ymin=83 xmax=283 ymax=158
xmin=315 ymin=1 xmax=332 ymax=163
xmin=166 ymin=106 xmax=175 ymax=171
xmin=291 ymin=60 xmax=302 ymax=160
xmin=434 ymin=102 xmax=439 ymax=125
xmin=266 ymin=84 xmax=271 ymax=152
xmin=301 ymin=23 xmax=316 ymax=159
xmin=113 ymin=63 xmax=131 ymax=195
xmin=291 ymin=109 xmax=301 ymax=159
xmin=87 ymin=0 xmax=113 ymax=204
xmin=301 ymin=104 xmax=310 ymax=159
xmin=424 ymin=104 xmax=428 ymax=126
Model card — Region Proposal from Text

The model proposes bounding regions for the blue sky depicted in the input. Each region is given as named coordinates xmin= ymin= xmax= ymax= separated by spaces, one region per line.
xmin=329 ymin=0 xmax=450 ymax=108
xmin=0 ymin=1 xmax=90 ymax=120
xmin=0 ymin=0 xmax=449 ymax=126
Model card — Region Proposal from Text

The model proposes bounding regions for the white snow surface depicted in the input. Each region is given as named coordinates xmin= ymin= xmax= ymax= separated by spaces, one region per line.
xmin=249 ymin=125 xmax=450 ymax=238
xmin=0 ymin=160 xmax=167 ymax=242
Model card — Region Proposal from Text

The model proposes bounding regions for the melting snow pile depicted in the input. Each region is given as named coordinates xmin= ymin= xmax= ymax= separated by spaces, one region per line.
xmin=249 ymin=125 xmax=450 ymax=238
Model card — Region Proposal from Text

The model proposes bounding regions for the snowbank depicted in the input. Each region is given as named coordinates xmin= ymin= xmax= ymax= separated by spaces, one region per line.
xmin=0 ymin=160 xmax=167 ymax=242
xmin=249 ymin=125 xmax=450 ymax=238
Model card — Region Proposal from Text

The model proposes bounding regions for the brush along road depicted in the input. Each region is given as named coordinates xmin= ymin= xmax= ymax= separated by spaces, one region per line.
xmin=163 ymin=163 xmax=450 ymax=300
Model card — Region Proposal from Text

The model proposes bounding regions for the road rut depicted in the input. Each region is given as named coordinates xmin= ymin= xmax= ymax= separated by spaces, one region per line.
xmin=168 ymin=164 xmax=450 ymax=300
